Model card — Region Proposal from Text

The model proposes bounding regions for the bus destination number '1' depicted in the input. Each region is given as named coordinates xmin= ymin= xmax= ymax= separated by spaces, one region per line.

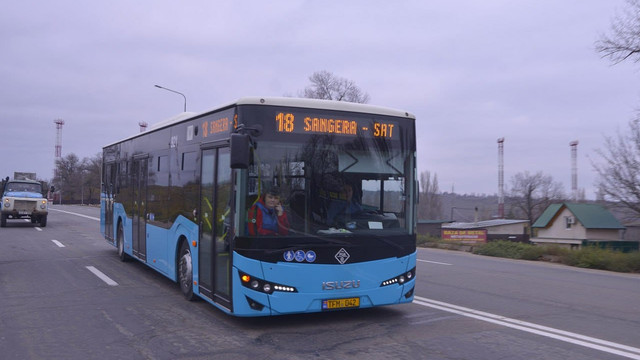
xmin=276 ymin=112 xmax=396 ymax=138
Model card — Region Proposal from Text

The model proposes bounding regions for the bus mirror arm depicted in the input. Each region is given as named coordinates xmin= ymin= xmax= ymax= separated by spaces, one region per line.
xmin=236 ymin=124 xmax=263 ymax=137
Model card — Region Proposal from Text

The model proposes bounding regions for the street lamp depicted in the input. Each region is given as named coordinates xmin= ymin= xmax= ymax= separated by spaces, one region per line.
xmin=154 ymin=84 xmax=187 ymax=112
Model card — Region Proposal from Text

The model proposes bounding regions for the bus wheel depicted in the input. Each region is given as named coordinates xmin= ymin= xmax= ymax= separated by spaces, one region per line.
xmin=178 ymin=241 xmax=196 ymax=301
xmin=40 ymin=215 xmax=47 ymax=227
xmin=117 ymin=222 xmax=130 ymax=262
xmin=0 ymin=214 xmax=6 ymax=227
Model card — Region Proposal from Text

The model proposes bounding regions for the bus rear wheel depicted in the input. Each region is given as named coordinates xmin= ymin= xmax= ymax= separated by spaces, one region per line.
xmin=117 ymin=222 xmax=130 ymax=262
xmin=178 ymin=241 xmax=196 ymax=301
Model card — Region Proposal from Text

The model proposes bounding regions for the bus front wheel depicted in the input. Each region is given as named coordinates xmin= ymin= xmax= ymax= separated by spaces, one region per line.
xmin=178 ymin=241 xmax=196 ymax=301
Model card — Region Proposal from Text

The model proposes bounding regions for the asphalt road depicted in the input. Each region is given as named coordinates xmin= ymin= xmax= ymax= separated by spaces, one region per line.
xmin=1 ymin=205 xmax=639 ymax=360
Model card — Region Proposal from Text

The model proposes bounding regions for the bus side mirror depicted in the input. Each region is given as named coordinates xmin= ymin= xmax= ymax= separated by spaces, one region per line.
xmin=50 ymin=186 xmax=55 ymax=193
xmin=230 ymin=133 xmax=250 ymax=169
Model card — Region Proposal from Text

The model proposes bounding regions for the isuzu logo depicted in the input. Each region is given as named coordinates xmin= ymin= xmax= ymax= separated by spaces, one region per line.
xmin=322 ymin=280 xmax=361 ymax=290
xmin=335 ymin=248 xmax=350 ymax=264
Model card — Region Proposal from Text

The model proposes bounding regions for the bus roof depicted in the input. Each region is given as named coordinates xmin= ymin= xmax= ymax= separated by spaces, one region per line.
xmin=236 ymin=97 xmax=415 ymax=119
xmin=104 ymin=97 xmax=415 ymax=148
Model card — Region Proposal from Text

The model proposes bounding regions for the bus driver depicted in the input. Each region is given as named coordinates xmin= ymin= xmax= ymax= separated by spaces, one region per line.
xmin=248 ymin=187 xmax=290 ymax=236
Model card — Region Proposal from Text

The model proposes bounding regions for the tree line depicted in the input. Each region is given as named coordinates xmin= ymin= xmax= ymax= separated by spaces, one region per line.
xmin=51 ymin=153 xmax=102 ymax=205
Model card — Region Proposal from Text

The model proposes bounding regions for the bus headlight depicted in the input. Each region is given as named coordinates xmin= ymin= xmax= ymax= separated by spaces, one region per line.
xmin=380 ymin=267 xmax=416 ymax=287
xmin=239 ymin=271 xmax=297 ymax=294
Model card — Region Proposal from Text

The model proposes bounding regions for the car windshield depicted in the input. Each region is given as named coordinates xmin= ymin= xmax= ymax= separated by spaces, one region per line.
xmin=5 ymin=182 xmax=41 ymax=193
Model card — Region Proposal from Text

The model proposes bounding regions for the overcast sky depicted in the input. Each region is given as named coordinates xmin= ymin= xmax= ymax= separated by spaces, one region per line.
xmin=1 ymin=1 xmax=638 ymax=199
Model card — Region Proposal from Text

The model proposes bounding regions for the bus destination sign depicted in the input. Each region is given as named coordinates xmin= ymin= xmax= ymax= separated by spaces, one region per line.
xmin=275 ymin=112 xmax=398 ymax=139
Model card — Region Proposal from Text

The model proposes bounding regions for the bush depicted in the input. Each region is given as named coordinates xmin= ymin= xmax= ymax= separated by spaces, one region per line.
xmin=473 ymin=240 xmax=534 ymax=259
xmin=417 ymin=234 xmax=440 ymax=247
xmin=562 ymin=246 xmax=640 ymax=273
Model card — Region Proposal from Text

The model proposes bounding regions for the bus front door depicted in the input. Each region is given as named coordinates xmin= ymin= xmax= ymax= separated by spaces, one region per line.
xmin=132 ymin=156 xmax=148 ymax=261
xmin=199 ymin=147 xmax=232 ymax=310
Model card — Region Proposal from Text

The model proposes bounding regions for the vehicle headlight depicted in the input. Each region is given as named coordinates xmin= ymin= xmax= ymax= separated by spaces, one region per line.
xmin=239 ymin=271 xmax=297 ymax=294
xmin=40 ymin=200 xmax=47 ymax=209
xmin=380 ymin=267 xmax=416 ymax=287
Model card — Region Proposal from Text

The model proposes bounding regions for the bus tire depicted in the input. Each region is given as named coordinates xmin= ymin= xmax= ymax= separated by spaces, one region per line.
xmin=0 ymin=214 xmax=6 ymax=227
xmin=117 ymin=222 xmax=130 ymax=262
xmin=178 ymin=241 xmax=196 ymax=301
xmin=40 ymin=215 xmax=47 ymax=227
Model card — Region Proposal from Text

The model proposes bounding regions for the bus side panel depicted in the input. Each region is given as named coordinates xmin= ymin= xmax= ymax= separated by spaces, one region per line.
xmin=231 ymin=252 xmax=416 ymax=316
xmin=127 ymin=215 xmax=199 ymax=283
xmin=146 ymin=225 xmax=170 ymax=276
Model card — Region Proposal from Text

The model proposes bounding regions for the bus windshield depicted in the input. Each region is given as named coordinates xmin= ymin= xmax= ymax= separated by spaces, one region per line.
xmin=238 ymin=106 xmax=416 ymax=239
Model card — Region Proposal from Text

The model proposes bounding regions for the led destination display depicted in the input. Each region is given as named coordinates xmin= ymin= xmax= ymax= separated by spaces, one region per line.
xmin=275 ymin=112 xmax=398 ymax=139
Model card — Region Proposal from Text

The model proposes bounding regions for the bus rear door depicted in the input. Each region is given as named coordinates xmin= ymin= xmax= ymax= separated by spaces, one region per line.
xmin=132 ymin=155 xmax=148 ymax=261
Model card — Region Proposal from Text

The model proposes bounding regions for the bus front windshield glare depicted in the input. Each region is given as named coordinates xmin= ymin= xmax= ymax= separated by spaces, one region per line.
xmin=241 ymin=133 xmax=413 ymax=237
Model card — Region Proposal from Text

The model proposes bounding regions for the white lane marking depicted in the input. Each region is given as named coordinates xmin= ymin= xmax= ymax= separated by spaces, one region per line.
xmin=417 ymin=259 xmax=452 ymax=266
xmin=49 ymin=208 xmax=100 ymax=221
xmin=35 ymin=227 xmax=42 ymax=231
xmin=86 ymin=266 xmax=118 ymax=286
xmin=414 ymin=296 xmax=640 ymax=359
xmin=51 ymin=240 xmax=65 ymax=247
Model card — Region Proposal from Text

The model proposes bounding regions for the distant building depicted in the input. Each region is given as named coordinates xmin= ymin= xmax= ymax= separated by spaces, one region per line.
xmin=441 ymin=219 xmax=530 ymax=244
xmin=531 ymin=203 xmax=626 ymax=249
xmin=417 ymin=220 xmax=450 ymax=237
xmin=622 ymin=220 xmax=640 ymax=242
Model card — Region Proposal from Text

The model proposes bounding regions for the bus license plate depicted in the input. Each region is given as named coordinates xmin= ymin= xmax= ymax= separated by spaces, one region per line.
xmin=322 ymin=297 xmax=360 ymax=310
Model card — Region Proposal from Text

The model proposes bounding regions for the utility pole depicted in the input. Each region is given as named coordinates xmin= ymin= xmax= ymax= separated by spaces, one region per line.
xmin=497 ymin=138 xmax=505 ymax=218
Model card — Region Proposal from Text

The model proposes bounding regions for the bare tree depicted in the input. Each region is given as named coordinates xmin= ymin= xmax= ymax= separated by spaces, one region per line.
xmin=53 ymin=153 xmax=82 ymax=203
xmin=593 ymin=118 xmax=640 ymax=218
xmin=596 ymin=0 xmax=640 ymax=65
xmin=52 ymin=152 xmax=102 ymax=204
xmin=301 ymin=70 xmax=370 ymax=103
xmin=418 ymin=171 xmax=442 ymax=219
xmin=509 ymin=171 xmax=565 ymax=235
xmin=82 ymin=153 xmax=102 ymax=205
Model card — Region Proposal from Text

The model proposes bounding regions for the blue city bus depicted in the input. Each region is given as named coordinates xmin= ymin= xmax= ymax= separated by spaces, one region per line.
xmin=100 ymin=97 xmax=417 ymax=316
